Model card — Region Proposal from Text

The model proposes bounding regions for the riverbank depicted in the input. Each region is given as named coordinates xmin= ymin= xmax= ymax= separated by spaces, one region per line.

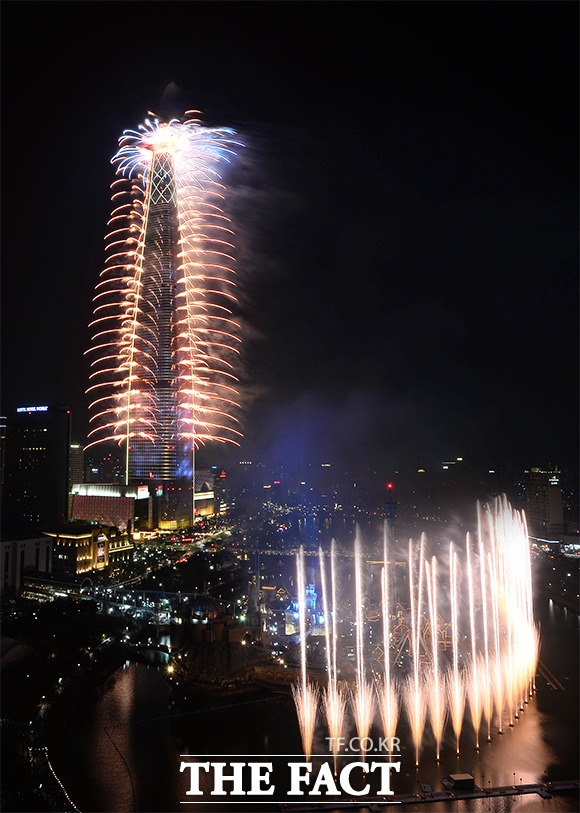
xmin=1 ymin=643 xmax=128 ymax=812
xmin=46 ymin=647 xmax=127 ymax=750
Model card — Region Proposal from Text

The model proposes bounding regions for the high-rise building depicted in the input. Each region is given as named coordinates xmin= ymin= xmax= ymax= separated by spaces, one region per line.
xmin=0 ymin=415 xmax=6 ymax=487
xmin=68 ymin=443 xmax=85 ymax=491
xmin=85 ymin=451 xmax=124 ymax=484
xmin=1 ymin=536 xmax=53 ymax=592
xmin=1 ymin=405 xmax=71 ymax=539
xmin=524 ymin=466 xmax=565 ymax=538
xmin=85 ymin=113 xmax=243 ymax=530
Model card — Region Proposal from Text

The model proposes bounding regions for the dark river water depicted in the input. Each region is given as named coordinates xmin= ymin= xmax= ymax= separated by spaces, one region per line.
xmin=56 ymin=596 xmax=578 ymax=813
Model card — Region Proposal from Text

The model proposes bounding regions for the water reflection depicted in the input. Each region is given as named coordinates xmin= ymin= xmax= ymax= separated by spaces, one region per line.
xmin=58 ymin=664 xmax=177 ymax=812
xmin=57 ymin=597 xmax=578 ymax=812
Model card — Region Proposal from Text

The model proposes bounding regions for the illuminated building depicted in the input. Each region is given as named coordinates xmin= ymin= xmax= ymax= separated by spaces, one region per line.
xmin=69 ymin=471 xmax=214 ymax=532
xmin=1 ymin=405 xmax=71 ymax=539
xmin=70 ymin=484 xmax=140 ymax=532
xmin=525 ymin=466 xmax=565 ymax=537
xmin=85 ymin=114 xmax=243 ymax=530
xmin=43 ymin=522 xmax=110 ymax=575
xmin=67 ymin=443 xmax=85 ymax=519
xmin=85 ymin=451 xmax=124 ymax=484
xmin=42 ymin=521 xmax=132 ymax=577
xmin=68 ymin=443 xmax=85 ymax=488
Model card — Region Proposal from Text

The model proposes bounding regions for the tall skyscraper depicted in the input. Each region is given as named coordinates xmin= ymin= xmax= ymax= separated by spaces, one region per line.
xmin=68 ymin=443 xmax=85 ymax=491
xmin=525 ymin=466 xmax=565 ymax=538
xmin=85 ymin=113 xmax=243 ymax=529
xmin=1 ymin=405 xmax=71 ymax=539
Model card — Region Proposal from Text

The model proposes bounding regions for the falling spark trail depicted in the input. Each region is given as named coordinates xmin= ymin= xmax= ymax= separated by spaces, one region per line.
xmin=292 ymin=683 xmax=319 ymax=764
xmin=323 ymin=685 xmax=347 ymax=775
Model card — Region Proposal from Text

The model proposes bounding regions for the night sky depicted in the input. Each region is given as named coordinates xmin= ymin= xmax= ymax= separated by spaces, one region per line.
xmin=2 ymin=1 xmax=578 ymax=480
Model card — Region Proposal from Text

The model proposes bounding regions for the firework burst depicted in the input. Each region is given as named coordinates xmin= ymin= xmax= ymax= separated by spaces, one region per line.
xmin=85 ymin=112 xmax=244 ymax=481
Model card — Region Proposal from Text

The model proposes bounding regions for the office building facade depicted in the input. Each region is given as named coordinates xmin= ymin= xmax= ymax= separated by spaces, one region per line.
xmin=1 ymin=405 xmax=71 ymax=539
xmin=525 ymin=466 xmax=565 ymax=538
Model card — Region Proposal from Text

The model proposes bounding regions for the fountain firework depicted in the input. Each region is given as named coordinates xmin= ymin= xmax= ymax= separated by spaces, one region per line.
xmin=319 ymin=544 xmax=347 ymax=773
xmin=291 ymin=496 xmax=539 ymax=767
xmin=466 ymin=533 xmax=483 ymax=748
xmin=425 ymin=556 xmax=445 ymax=761
xmin=378 ymin=525 xmax=399 ymax=743
xmin=351 ymin=531 xmax=376 ymax=759
xmin=405 ymin=534 xmax=428 ymax=765
xmin=292 ymin=546 xmax=319 ymax=761
xmin=447 ymin=543 xmax=465 ymax=754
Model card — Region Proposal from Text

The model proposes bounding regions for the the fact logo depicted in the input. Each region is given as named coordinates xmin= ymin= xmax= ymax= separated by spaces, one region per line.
xmin=179 ymin=756 xmax=402 ymax=801
xmin=326 ymin=736 xmax=401 ymax=753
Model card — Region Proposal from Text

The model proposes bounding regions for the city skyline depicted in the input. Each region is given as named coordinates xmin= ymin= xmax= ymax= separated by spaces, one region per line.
xmin=1 ymin=8 xmax=577 ymax=807
xmin=2 ymin=1 xmax=578 ymax=480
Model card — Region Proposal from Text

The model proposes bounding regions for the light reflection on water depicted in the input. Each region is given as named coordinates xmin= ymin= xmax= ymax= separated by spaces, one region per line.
xmin=59 ymin=663 xmax=177 ymax=812
xmin=57 ymin=598 xmax=578 ymax=813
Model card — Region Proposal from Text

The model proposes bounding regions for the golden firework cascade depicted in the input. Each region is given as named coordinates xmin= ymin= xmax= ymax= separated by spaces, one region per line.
xmin=85 ymin=113 xmax=243 ymax=524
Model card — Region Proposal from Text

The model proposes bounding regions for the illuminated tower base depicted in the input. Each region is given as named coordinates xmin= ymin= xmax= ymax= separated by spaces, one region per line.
xmin=131 ymin=467 xmax=216 ymax=532
xmin=149 ymin=479 xmax=194 ymax=531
